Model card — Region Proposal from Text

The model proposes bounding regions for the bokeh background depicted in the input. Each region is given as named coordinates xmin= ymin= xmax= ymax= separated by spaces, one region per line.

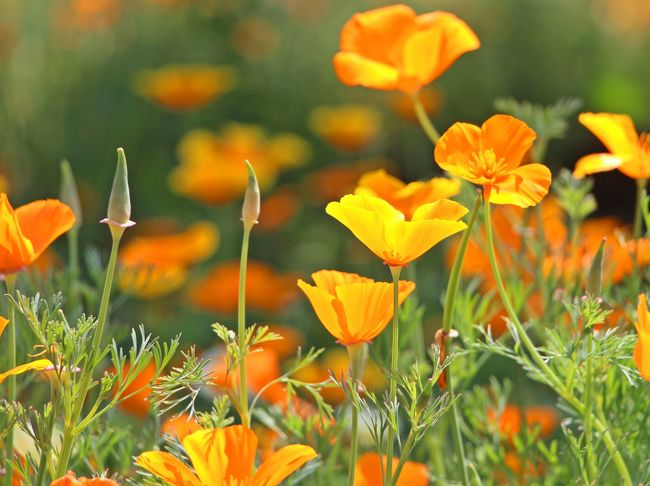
xmin=1 ymin=0 xmax=649 ymax=362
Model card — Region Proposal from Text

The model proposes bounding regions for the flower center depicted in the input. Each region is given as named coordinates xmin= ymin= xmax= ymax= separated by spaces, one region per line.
xmin=466 ymin=149 xmax=509 ymax=181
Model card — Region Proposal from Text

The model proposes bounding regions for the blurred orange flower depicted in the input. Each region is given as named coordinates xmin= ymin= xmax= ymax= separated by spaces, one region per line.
xmin=298 ymin=270 xmax=414 ymax=345
xmin=56 ymin=0 xmax=121 ymax=32
xmin=0 ymin=194 xmax=75 ymax=275
xmin=190 ymin=260 xmax=298 ymax=315
xmin=635 ymin=294 xmax=650 ymax=380
xmin=257 ymin=187 xmax=300 ymax=232
xmin=334 ymin=4 xmax=479 ymax=93
xmin=573 ymin=112 xmax=650 ymax=180
xmin=262 ymin=324 xmax=304 ymax=359
xmin=51 ymin=472 xmax=119 ymax=485
xmin=326 ymin=194 xmax=467 ymax=266
xmin=170 ymin=124 xmax=310 ymax=205
xmin=119 ymin=221 xmax=219 ymax=299
xmin=487 ymin=404 xmax=559 ymax=441
xmin=435 ymin=115 xmax=551 ymax=208
xmin=354 ymin=452 xmax=428 ymax=486
xmin=136 ymin=425 xmax=316 ymax=485
xmin=306 ymin=158 xmax=391 ymax=204
xmin=109 ymin=361 xmax=156 ymax=419
xmin=309 ymin=105 xmax=381 ymax=152
xmin=134 ymin=65 xmax=236 ymax=112
xmin=390 ymin=86 xmax=442 ymax=122
xmin=162 ymin=413 xmax=202 ymax=441
xmin=355 ymin=169 xmax=460 ymax=220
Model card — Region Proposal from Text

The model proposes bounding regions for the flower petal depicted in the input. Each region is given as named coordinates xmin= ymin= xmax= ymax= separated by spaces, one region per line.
xmin=135 ymin=451 xmax=202 ymax=486
xmin=411 ymin=199 xmax=468 ymax=222
xmin=434 ymin=122 xmax=481 ymax=176
xmin=253 ymin=443 xmax=317 ymax=486
xmin=15 ymin=199 xmax=75 ymax=259
xmin=333 ymin=52 xmax=400 ymax=90
xmin=579 ymin=112 xmax=638 ymax=156
xmin=489 ymin=163 xmax=551 ymax=208
xmin=0 ymin=316 xmax=8 ymax=339
xmin=391 ymin=219 xmax=467 ymax=264
xmin=480 ymin=115 xmax=536 ymax=170
xmin=0 ymin=359 xmax=54 ymax=384
xmin=222 ymin=425 xmax=258 ymax=482
xmin=182 ymin=428 xmax=228 ymax=484
xmin=0 ymin=193 xmax=34 ymax=273
xmin=298 ymin=279 xmax=346 ymax=342
xmin=573 ymin=153 xmax=623 ymax=179
xmin=311 ymin=269 xmax=373 ymax=296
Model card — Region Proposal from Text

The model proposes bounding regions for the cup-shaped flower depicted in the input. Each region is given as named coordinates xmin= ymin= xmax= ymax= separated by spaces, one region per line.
xmin=573 ymin=112 xmax=650 ymax=180
xmin=334 ymin=4 xmax=480 ymax=93
xmin=635 ymin=294 xmax=650 ymax=381
xmin=355 ymin=169 xmax=460 ymax=220
xmin=326 ymin=194 xmax=467 ymax=266
xmin=0 ymin=193 xmax=75 ymax=275
xmin=298 ymin=270 xmax=415 ymax=345
xmin=136 ymin=425 xmax=316 ymax=486
xmin=435 ymin=114 xmax=551 ymax=208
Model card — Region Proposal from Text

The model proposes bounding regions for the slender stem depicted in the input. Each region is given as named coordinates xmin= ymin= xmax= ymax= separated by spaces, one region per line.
xmin=238 ymin=224 xmax=253 ymax=428
xmin=346 ymin=344 xmax=365 ymax=486
xmin=91 ymin=227 xmax=122 ymax=352
xmin=4 ymin=274 xmax=16 ymax=486
xmin=583 ymin=333 xmax=597 ymax=480
xmin=392 ymin=430 xmax=416 ymax=485
xmin=384 ymin=265 xmax=402 ymax=486
xmin=410 ymin=92 xmax=441 ymax=145
xmin=439 ymin=194 xmax=481 ymax=486
xmin=483 ymin=199 xmax=633 ymax=485
xmin=633 ymin=178 xmax=647 ymax=294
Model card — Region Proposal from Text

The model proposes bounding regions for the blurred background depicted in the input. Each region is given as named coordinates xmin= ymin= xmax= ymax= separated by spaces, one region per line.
xmin=0 ymin=0 xmax=649 ymax=375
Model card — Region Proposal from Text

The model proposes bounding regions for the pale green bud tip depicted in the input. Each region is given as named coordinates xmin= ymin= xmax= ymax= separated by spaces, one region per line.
xmin=242 ymin=159 xmax=260 ymax=226
xmin=102 ymin=147 xmax=135 ymax=228
xmin=60 ymin=159 xmax=82 ymax=227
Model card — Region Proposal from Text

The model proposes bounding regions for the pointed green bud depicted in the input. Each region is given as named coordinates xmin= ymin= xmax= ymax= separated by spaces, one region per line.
xmin=60 ymin=160 xmax=82 ymax=228
xmin=102 ymin=148 xmax=135 ymax=229
xmin=586 ymin=238 xmax=606 ymax=297
xmin=242 ymin=160 xmax=260 ymax=228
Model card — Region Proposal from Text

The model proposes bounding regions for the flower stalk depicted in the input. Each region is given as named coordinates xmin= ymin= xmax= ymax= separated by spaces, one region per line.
xmin=411 ymin=91 xmax=441 ymax=145
xmin=4 ymin=273 xmax=16 ymax=486
xmin=347 ymin=343 xmax=367 ymax=486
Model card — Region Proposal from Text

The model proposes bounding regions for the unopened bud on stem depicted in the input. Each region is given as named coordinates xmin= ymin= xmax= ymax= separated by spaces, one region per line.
xmin=102 ymin=148 xmax=135 ymax=232
xmin=242 ymin=160 xmax=260 ymax=229
xmin=60 ymin=160 xmax=82 ymax=228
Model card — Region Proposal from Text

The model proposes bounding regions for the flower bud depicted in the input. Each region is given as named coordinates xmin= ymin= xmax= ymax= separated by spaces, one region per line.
xmin=242 ymin=159 xmax=260 ymax=228
xmin=102 ymin=148 xmax=135 ymax=229
xmin=60 ymin=160 xmax=82 ymax=228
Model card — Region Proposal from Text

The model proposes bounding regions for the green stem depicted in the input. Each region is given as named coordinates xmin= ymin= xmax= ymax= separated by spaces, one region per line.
xmin=346 ymin=344 xmax=365 ymax=486
xmin=633 ymin=178 xmax=647 ymax=294
xmin=439 ymin=194 xmax=481 ymax=486
xmin=483 ymin=199 xmax=633 ymax=485
xmin=4 ymin=274 xmax=16 ymax=486
xmin=238 ymin=224 xmax=253 ymax=428
xmin=392 ymin=430 xmax=416 ymax=485
xmin=584 ymin=333 xmax=597 ymax=480
xmin=411 ymin=92 xmax=441 ymax=145
xmin=384 ymin=265 xmax=402 ymax=486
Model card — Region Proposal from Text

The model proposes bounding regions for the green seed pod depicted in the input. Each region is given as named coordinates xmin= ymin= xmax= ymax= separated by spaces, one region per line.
xmin=104 ymin=148 xmax=134 ymax=228
xmin=242 ymin=159 xmax=260 ymax=228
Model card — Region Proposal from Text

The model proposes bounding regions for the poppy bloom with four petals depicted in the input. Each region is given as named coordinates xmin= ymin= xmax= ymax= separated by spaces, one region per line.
xmin=573 ymin=112 xmax=650 ymax=180
xmin=326 ymin=194 xmax=467 ymax=266
xmin=434 ymin=114 xmax=551 ymax=208
xmin=298 ymin=270 xmax=415 ymax=345
xmin=334 ymin=4 xmax=480 ymax=93
xmin=136 ymin=425 xmax=316 ymax=486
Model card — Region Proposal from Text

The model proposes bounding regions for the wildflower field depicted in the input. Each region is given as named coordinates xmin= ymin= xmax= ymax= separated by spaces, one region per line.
xmin=2 ymin=0 xmax=650 ymax=484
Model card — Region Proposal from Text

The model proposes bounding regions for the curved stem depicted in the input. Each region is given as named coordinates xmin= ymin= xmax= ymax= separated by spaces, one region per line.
xmin=410 ymin=92 xmax=441 ymax=145
xmin=4 ymin=274 xmax=16 ymax=486
xmin=384 ymin=265 xmax=402 ymax=486
xmin=483 ymin=199 xmax=633 ymax=485
xmin=237 ymin=224 xmax=253 ymax=428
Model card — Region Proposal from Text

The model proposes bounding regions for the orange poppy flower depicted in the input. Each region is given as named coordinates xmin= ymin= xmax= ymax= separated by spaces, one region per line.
xmin=170 ymin=124 xmax=310 ymax=205
xmin=306 ymin=158 xmax=391 ymax=204
xmin=389 ymin=86 xmax=442 ymax=122
xmin=435 ymin=115 xmax=552 ymax=208
xmin=51 ymin=472 xmax=119 ymax=485
xmin=635 ymin=294 xmax=650 ymax=381
xmin=136 ymin=425 xmax=317 ymax=486
xmin=354 ymin=452 xmax=428 ymax=486
xmin=487 ymin=404 xmax=559 ymax=441
xmin=162 ymin=413 xmax=202 ymax=441
xmin=326 ymin=194 xmax=467 ymax=266
xmin=0 ymin=194 xmax=75 ymax=275
xmin=355 ymin=169 xmax=460 ymax=220
xmin=109 ymin=361 xmax=156 ymax=419
xmin=257 ymin=187 xmax=299 ymax=232
xmin=189 ymin=260 xmax=298 ymax=315
xmin=574 ymin=112 xmax=650 ymax=180
xmin=134 ymin=64 xmax=236 ymax=112
xmin=298 ymin=270 xmax=415 ymax=345
xmin=119 ymin=221 xmax=219 ymax=298
xmin=334 ymin=4 xmax=480 ymax=93
xmin=309 ymin=105 xmax=381 ymax=152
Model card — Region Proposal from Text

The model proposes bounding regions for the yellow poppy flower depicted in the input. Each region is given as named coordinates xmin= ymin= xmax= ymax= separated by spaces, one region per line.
xmin=635 ymin=294 xmax=650 ymax=381
xmin=326 ymin=194 xmax=467 ymax=266
xmin=355 ymin=169 xmax=460 ymax=220
xmin=435 ymin=114 xmax=551 ymax=208
xmin=298 ymin=270 xmax=415 ymax=345
xmin=573 ymin=112 xmax=650 ymax=180
xmin=136 ymin=425 xmax=316 ymax=486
